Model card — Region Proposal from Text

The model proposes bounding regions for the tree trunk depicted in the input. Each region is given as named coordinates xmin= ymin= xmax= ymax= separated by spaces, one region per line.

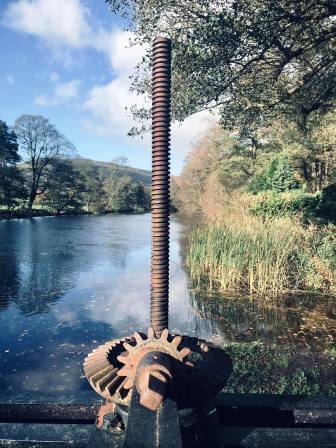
xmin=27 ymin=185 xmax=37 ymax=217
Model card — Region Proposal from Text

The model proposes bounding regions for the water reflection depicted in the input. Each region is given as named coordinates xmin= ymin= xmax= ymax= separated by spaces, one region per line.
xmin=0 ymin=214 xmax=197 ymax=393
xmin=188 ymin=285 xmax=336 ymax=350
xmin=189 ymin=292 xmax=300 ymax=343
xmin=0 ymin=214 xmax=334 ymax=394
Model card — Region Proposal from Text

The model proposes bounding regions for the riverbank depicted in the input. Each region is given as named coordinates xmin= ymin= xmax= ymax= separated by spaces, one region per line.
xmin=0 ymin=207 xmax=149 ymax=221
xmin=186 ymin=214 xmax=336 ymax=299
xmin=0 ymin=209 xmax=86 ymax=220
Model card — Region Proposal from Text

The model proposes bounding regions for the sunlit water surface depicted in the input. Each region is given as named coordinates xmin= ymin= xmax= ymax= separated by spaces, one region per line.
xmin=0 ymin=214 xmax=334 ymax=393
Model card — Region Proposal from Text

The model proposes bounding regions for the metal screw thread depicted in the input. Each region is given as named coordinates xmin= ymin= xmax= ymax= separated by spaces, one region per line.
xmin=150 ymin=37 xmax=171 ymax=336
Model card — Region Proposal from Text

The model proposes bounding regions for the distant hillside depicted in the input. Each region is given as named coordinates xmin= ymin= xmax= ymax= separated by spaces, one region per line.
xmin=71 ymin=157 xmax=152 ymax=186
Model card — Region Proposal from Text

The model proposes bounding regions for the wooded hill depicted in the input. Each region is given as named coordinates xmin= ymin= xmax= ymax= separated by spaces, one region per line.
xmin=71 ymin=157 xmax=151 ymax=186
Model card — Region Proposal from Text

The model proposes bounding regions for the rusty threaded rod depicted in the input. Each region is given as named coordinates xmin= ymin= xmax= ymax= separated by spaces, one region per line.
xmin=150 ymin=37 xmax=171 ymax=336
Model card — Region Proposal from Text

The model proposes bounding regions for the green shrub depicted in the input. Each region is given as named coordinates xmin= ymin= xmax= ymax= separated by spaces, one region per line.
xmin=248 ymin=155 xmax=301 ymax=194
xmin=318 ymin=184 xmax=336 ymax=222
xmin=308 ymin=229 xmax=336 ymax=271
xmin=250 ymin=184 xmax=336 ymax=224
xmin=249 ymin=192 xmax=319 ymax=222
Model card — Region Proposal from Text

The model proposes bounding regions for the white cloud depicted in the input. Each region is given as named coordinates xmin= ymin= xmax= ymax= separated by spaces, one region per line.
xmin=83 ymin=29 xmax=216 ymax=156
xmin=35 ymin=79 xmax=81 ymax=106
xmin=2 ymin=0 xmax=91 ymax=48
xmin=3 ymin=0 xmax=217 ymax=166
xmin=94 ymin=30 xmax=145 ymax=74
xmin=6 ymin=74 xmax=15 ymax=85
xmin=83 ymin=78 xmax=140 ymax=136
xmin=84 ymin=76 xmax=216 ymax=157
xmin=172 ymin=111 xmax=217 ymax=157
xmin=2 ymin=0 xmax=144 ymax=72
xmin=49 ymin=72 xmax=60 ymax=83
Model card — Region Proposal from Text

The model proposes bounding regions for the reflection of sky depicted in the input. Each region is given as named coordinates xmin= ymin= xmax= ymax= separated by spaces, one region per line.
xmin=0 ymin=214 xmax=211 ymax=393
xmin=1 ymin=214 xmax=333 ymax=394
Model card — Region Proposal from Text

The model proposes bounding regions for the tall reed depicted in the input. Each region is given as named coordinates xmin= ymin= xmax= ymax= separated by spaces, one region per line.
xmin=187 ymin=217 xmax=308 ymax=298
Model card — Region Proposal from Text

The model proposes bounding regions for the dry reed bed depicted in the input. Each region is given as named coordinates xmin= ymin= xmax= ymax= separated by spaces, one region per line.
xmin=186 ymin=215 xmax=336 ymax=299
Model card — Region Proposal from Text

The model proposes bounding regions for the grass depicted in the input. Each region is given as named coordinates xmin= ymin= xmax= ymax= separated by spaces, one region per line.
xmin=186 ymin=214 xmax=336 ymax=299
xmin=223 ymin=342 xmax=336 ymax=396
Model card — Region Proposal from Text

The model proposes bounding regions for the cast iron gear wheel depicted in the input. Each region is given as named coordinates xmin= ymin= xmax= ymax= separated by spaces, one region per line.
xmin=117 ymin=327 xmax=192 ymax=390
xmin=84 ymin=328 xmax=232 ymax=409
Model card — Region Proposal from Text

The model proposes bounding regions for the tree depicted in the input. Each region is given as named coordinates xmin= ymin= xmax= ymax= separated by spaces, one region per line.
xmin=103 ymin=160 xmax=149 ymax=212
xmin=42 ymin=159 xmax=84 ymax=215
xmin=0 ymin=120 xmax=27 ymax=211
xmin=107 ymin=0 xmax=336 ymax=132
xmin=14 ymin=115 xmax=75 ymax=214
xmin=248 ymin=155 xmax=301 ymax=193
xmin=76 ymin=161 xmax=104 ymax=213
xmin=103 ymin=164 xmax=128 ymax=211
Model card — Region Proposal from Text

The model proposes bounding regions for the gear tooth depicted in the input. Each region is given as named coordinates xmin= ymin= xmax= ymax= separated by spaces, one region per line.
xmin=106 ymin=375 xmax=125 ymax=396
xmin=96 ymin=368 xmax=118 ymax=392
xmin=117 ymin=366 xmax=129 ymax=377
xmin=85 ymin=360 xmax=110 ymax=378
xmin=123 ymin=342 xmax=134 ymax=352
xmin=123 ymin=377 xmax=133 ymax=389
xmin=117 ymin=354 xmax=128 ymax=364
xmin=171 ymin=335 xmax=182 ymax=347
xmin=90 ymin=365 xmax=113 ymax=384
xmin=125 ymin=388 xmax=132 ymax=401
xmin=134 ymin=332 xmax=144 ymax=343
xmin=179 ymin=347 xmax=191 ymax=359
xmin=160 ymin=328 xmax=169 ymax=341
xmin=148 ymin=327 xmax=155 ymax=338
xmin=115 ymin=377 xmax=128 ymax=395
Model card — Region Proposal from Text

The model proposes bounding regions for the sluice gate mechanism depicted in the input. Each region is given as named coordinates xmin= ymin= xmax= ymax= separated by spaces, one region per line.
xmin=82 ymin=36 xmax=232 ymax=443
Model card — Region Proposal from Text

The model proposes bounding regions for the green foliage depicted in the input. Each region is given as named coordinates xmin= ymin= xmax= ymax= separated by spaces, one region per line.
xmin=42 ymin=159 xmax=84 ymax=215
xmin=250 ymin=193 xmax=318 ymax=221
xmin=250 ymin=186 xmax=336 ymax=224
xmin=0 ymin=114 xmax=150 ymax=218
xmin=318 ymin=184 xmax=336 ymax=222
xmin=308 ymin=228 xmax=336 ymax=272
xmin=14 ymin=115 xmax=75 ymax=212
xmin=248 ymin=155 xmax=300 ymax=194
xmin=106 ymin=175 xmax=149 ymax=212
xmin=224 ymin=342 xmax=335 ymax=396
xmin=0 ymin=166 xmax=27 ymax=211
xmin=0 ymin=120 xmax=27 ymax=211
xmin=0 ymin=120 xmax=20 ymax=165
xmin=102 ymin=162 xmax=150 ymax=213
xmin=107 ymin=0 xmax=336 ymax=133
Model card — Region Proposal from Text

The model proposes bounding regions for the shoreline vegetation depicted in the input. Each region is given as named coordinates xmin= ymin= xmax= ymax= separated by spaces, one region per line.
xmin=171 ymin=119 xmax=336 ymax=300
xmin=0 ymin=115 xmax=151 ymax=220
xmin=186 ymin=215 xmax=336 ymax=299
xmin=0 ymin=207 xmax=149 ymax=221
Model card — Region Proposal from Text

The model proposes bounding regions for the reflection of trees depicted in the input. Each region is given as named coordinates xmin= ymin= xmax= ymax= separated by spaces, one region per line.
xmin=0 ymin=224 xmax=19 ymax=311
xmin=189 ymin=290 xmax=301 ymax=343
xmin=0 ymin=216 xmax=133 ymax=316
xmin=14 ymin=219 xmax=78 ymax=315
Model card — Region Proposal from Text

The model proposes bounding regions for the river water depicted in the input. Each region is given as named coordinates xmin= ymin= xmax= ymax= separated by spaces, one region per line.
xmin=0 ymin=214 xmax=334 ymax=394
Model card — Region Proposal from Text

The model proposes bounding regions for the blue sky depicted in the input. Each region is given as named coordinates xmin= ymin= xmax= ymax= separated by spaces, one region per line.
xmin=0 ymin=0 xmax=215 ymax=174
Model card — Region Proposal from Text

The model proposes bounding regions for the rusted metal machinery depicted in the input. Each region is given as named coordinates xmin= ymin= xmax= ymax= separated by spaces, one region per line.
xmin=151 ymin=37 xmax=171 ymax=337
xmin=83 ymin=37 xmax=231 ymax=442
